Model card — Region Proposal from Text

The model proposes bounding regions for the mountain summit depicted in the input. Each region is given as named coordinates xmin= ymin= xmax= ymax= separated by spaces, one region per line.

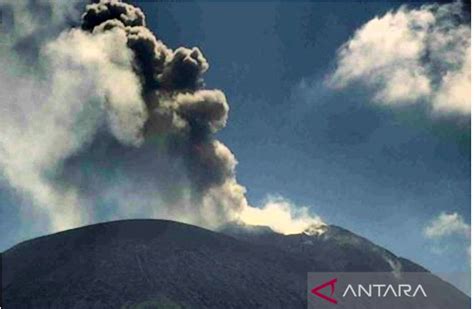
xmin=2 ymin=219 xmax=469 ymax=308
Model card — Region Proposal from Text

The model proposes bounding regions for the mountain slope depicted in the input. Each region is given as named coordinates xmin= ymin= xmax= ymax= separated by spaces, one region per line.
xmin=2 ymin=219 xmax=469 ymax=308
xmin=221 ymin=223 xmax=428 ymax=273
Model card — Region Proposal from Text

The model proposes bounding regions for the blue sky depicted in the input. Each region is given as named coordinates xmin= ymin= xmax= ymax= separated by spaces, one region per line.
xmin=134 ymin=0 xmax=470 ymax=281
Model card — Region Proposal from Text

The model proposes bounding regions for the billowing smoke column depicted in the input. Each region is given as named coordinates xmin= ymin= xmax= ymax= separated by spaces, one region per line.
xmin=0 ymin=0 xmax=324 ymax=237
xmin=68 ymin=0 xmax=247 ymax=228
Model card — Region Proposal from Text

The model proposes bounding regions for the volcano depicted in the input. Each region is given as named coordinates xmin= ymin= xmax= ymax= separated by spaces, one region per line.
xmin=2 ymin=219 xmax=469 ymax=308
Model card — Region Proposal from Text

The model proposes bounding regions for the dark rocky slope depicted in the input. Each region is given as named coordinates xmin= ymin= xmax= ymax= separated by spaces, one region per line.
xmin=2 ymin=219 xmax=469 ymax=308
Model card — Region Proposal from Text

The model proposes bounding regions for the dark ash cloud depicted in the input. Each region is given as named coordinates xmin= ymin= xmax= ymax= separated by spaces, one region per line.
xmin=0 ymin=0 xmax=324 ymax=236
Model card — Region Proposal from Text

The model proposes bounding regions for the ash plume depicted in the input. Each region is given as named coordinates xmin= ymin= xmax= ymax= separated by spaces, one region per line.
xmin=78 ymin=0 xmax=242 ymax=227
xmin=0 ymin=0 xmax=324 ymax=238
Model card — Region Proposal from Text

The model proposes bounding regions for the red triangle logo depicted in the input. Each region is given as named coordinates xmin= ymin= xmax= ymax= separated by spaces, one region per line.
xmin=311 ymin=278 xmax=338 ymax=304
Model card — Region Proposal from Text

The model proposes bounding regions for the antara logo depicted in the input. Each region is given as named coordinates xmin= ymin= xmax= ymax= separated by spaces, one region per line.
xmin=311 ymin=278 xmax=427 ymax=305
xmin=311 ymin=278 xmax=338 ymax=304
xmin=342 ymin=283 xmax=427 ymax=298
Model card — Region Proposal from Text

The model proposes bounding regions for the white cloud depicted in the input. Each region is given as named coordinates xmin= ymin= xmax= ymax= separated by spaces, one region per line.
xmin=46 ymin=28 xmax=147 ymax=147
xmin=239 ymin=196 xmax=325 ymax=235
xmin=423 ymin=212 xmax=470 ymax=239
xmin=0 ymin=28 xmax=145 ymax=232
xmin=327 ymin=1 xmax=470 ymax=116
